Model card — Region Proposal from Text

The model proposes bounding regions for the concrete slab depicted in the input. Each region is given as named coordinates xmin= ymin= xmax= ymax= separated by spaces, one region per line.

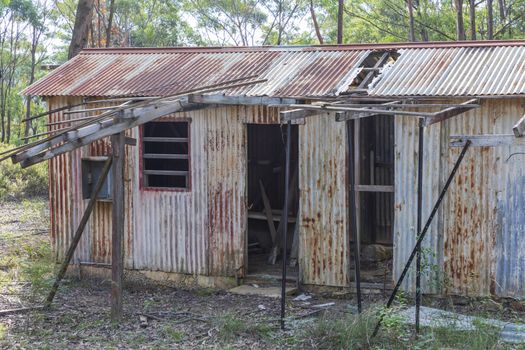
xmin=229 ymin=285 xmax=297 ymax=298
xmin=399 ymin=306 xmax=525 ymax=344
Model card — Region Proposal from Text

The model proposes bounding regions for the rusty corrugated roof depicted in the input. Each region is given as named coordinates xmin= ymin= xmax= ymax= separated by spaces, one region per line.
xmin=24 ymin=46 xmax=373 ymax=98
xmin=369 ymin=45 xmax=525 ymax=97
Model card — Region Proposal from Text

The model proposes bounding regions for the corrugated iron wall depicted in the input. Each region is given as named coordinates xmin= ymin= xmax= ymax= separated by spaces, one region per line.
xmin=132 ymin=108 xmax=209 ymax=274
xmin=394 ymin=98 xmax=525 ymax=298
xmin=48 ymin=97 xmax=134 ymax=267
xmin=207 ymin=107 xmax=247 ymax=276
xmin=299 ymin=113 xmax=349 ymax=287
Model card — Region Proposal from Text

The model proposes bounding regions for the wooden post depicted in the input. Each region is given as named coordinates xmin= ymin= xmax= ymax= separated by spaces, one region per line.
xmin=111 ymin=126 xmax=126 ymax=321
xmin=44 ymin=157 xmax=112 ymax=308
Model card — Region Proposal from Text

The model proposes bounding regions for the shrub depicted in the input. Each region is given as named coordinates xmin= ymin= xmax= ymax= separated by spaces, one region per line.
xmin=0 ymin=144 xmax=48 ymax=199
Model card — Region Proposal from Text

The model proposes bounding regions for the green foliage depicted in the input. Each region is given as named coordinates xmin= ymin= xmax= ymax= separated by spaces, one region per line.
xmin=214 ymin=312 xmax=273 ymax=342
xmin=0 ymin=144 xmax=48 ymax=199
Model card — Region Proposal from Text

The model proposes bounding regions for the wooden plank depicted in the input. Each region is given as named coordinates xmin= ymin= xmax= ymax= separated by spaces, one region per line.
xmin=44 ymin=157 xmax=113 ymax=308
xmin=423 ymin=99 xmax=479 ymax=127
xmin=279 ymin=109 xmax=322 ymax=122
xmin=283 ymin=103 xmax=432 ymax=118
xmin=188 ymin=94 xmax=296 ymax=106
xmin=143 ymin=170 xmax=188 ymax=176
xmin=450 ymin=134 xmax=525 ymax=147
xmin=259 ymin=180 xmax=278 ymax=245
xmin=335 ymin=101 xmax=402 ymax=122
xmin=356 ymin=185 xmax=394 ymax=192
xmin=64 ymin=106 xmax=119 ymax=114
xmin=143 ymin=154 xmax=188 ymax=160
xmin=513 ymin=113 xmax=525 ymax=137
xmin=268 ymin=168 xmax=297 ymax=265
xmin=143 ymin=137 xmax=188 ymax=143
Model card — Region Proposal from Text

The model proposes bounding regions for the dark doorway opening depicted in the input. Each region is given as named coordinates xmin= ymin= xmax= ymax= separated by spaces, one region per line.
xmin=246 ymin=124 xmax=299 ymax=281
xmin=352 ymin=115 xmax=395 ymax=287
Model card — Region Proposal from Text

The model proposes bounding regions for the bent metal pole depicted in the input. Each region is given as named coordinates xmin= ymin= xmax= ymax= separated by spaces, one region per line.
xmin=281 ymin=120 xmax=292 ymax=330
xmin=347 ymin=119 xmax=362 ymax=312
xmin=372 ymin=140 xmax=471 ymax=337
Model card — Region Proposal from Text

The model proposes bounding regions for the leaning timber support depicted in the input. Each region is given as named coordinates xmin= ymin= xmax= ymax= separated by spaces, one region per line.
xmin=372 ymin=140 xmax=471 ymax=337
xmin=111 ymin=121 xmax=126 ymax=321
xmin=44 ymin=157 xmax=113 ymax=308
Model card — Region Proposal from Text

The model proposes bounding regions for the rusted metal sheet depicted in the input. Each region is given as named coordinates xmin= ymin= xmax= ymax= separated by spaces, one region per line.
xmin=370 ymin=46 xmax=525 ymax=97
xmin=47 ymin=97 xmax=134 ymax=267
xmin=393 ymin=116 xmax=443 ymax=294
xmin=299 ymin=113 xmax=349 ymax=287
xmin=394 ymin=98 xmax=525 ymax=298
xmin=207 ymin=107 xmax=247 ymax=276
xmin=132 ymin=108 xmax=209 ymax=275
xmin=24 ymin=47 xmax=369 ymax=98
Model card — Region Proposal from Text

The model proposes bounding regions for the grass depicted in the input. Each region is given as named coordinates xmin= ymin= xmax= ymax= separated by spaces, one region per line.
xmin=214 ymin=312 xmax=274 ymax=343
xmin=293 ymin=306 xmax=521 ymax=350
xmin=0 ymin=198 xmax=54 ymax=301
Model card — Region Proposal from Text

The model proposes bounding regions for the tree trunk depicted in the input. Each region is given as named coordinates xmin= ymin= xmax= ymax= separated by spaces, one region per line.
xmin=106 ymin=0 xmax=115 ymax=47
xmin=337 ymin=0 xmax=344 ymax=44
xmin=455 ymin=0 xmax=466 ymax=40
xmin=24 ymin=26 xmax=39 ymax=143
xmin=408 ymin=0 xmax=416 ymax=41
xmin=469 ymin=0 xmax=476 ymax=39
xmin=310 ymin=0 xmax=323 ymax=44
xmin=487 ymin=0 xmax=494 ymax=39
xmin=68 ymin=0 xmax=95 ymax=59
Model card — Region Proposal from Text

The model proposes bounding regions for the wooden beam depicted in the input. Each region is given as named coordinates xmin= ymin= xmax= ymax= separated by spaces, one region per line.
xmin=20 ymin=100 xmax=192 ymax=168
xmin=356 ymin=185 xmax=394 ymax=192
xmin=450 ymin=134 xmax=525 ymax=147
xmin=259 ymin=180 xmax=277 ymax=246
xmin=423 ymin=99 xmax=479 ymax=127
xmin=279 ymin=109 xmax=321 ymax=122
xmin=336 ymin=101 xmax=402 ymax=122
xmin=64 ymin=106 xmax=120 ymax=115
xmin=111 ymin=124 xmax=126 ymax=321
xmin=44 ymin=157 xmax=113 ymax=308
xmin=188 ymin=94 xmax=296 ymax=106
xmin=513 ymin=113 xmax=525 ymax=137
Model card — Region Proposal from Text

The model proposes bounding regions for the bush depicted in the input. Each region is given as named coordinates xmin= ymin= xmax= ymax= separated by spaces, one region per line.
xmin=0 ymin=144 xmax=48 ymax=199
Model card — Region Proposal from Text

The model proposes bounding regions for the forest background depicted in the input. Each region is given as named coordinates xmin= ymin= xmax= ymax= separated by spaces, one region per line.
xmin=0 ymin=0 xmax=523 ymax=146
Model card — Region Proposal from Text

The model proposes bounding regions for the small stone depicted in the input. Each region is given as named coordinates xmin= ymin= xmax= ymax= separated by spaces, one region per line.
xmin=258 ymin=304 xmax=266 ymax=310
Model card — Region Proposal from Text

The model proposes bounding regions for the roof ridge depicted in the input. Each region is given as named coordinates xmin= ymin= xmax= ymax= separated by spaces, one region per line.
xmin=80 ymin=40 xmax=525 ymax=54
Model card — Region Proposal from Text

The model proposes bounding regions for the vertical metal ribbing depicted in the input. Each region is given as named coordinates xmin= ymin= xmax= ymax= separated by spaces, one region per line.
xmin=280 ymin=120 xmax=292 ymax=330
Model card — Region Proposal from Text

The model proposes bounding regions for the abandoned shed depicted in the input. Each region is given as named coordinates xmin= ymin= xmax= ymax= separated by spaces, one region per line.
xmin=11 ymin=40 xmax=525 ymax=306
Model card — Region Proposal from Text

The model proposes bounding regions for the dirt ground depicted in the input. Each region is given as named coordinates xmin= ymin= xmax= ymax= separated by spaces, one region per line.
xmin=1 ymin=198 xmax=525 ymax=349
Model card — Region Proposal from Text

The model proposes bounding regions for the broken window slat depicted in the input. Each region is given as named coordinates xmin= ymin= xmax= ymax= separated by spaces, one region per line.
xmin=143 ymin=170 xmax=189 ymax=176
xmin=143 ymin=153 xmax=189 ymax=160
xmin=143 ymin=137 xmax=188 ymax=143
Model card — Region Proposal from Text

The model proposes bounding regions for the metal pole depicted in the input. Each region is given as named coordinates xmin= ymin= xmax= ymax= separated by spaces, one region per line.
xmin=416 ymin=121 xmax=424 ymax=333
xmin=372 ymin=140 xmax=471 ymax=337
xmin=280 ymin=120 xmax=292 ymax=330
xmin=347 ymin=119 xmax=362 ymax=313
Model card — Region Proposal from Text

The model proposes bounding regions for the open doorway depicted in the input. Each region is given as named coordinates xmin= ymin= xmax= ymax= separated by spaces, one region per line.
xmin=352 ymin=115 xmax=395 ymax=287
xmin=246 ymin=124 xmax=299 ymax=281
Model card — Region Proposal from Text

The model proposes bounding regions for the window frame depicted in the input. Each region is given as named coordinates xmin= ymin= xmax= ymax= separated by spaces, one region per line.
xmin=139 ymin=117 xmax=192 ymax=192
